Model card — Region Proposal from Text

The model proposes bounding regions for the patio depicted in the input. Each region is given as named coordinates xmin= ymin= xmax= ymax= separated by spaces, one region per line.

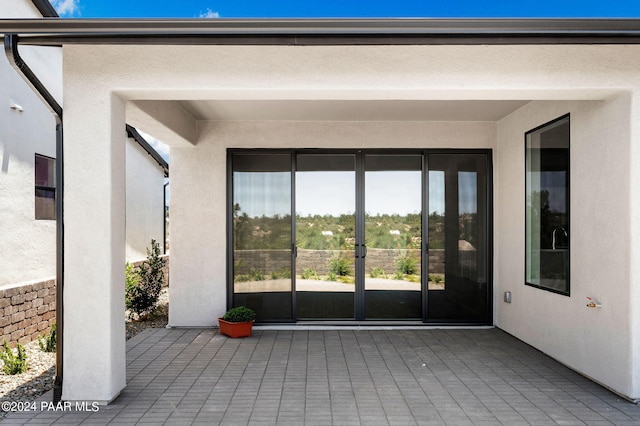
xmin=4 ymin=327 xmax=640 ymax=425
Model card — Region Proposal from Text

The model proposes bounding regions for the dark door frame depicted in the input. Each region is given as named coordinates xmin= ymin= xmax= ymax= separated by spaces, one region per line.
xmin=227 ymin=148 xmax=493 ymax=325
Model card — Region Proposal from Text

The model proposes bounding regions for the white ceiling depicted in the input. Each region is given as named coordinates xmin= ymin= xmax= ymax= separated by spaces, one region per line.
xmin=177 ymin=99 xmax=529 ymax=122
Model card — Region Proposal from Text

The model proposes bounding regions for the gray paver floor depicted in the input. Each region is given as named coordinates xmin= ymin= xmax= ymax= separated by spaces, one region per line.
xmin=3 ymin=327 xmax=640 ymax=425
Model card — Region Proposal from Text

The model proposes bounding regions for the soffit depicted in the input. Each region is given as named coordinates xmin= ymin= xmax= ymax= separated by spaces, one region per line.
xmin=176 ymin=99 xmax=529 ymax=121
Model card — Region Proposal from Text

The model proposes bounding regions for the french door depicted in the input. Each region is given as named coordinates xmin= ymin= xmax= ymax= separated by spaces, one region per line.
xmin=229 ymin=150 xmax=491 ymax=323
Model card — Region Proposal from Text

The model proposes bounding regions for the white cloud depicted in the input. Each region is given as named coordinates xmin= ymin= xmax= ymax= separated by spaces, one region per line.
xmin=51 ymin=0 xmax=80 ymax=17
xmin=198 ymin=8 xmax=220 ymax=18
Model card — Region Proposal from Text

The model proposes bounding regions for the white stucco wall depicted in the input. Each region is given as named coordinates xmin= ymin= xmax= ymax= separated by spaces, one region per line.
xmin=61 ymin=42 xmax=640 ymax=401
xmin=170 ymin=120 xmax=496 ymax=327
xmin=0 ymin=0 xmax=59 ymax=288
xmin=1 ymin=0 xmax=42 ymax=18
xmin=125 ymin=138 xmax=165 ymax=262
xmin=496 ymin=96 xmax=639 ymax=399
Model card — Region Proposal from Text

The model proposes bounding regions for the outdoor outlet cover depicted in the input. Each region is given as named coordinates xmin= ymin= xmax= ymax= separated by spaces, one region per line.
xmin=504 ymin=291 xmax=512 ymax=303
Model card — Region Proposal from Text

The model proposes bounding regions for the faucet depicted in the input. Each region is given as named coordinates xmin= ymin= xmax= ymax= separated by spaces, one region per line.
xmin=552 ymin=227 xmax=567 ymax=250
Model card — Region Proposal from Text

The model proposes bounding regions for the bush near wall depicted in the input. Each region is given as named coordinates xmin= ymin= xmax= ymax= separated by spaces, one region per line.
xmin=0 ymin=255 xmax=170 ymax=347
xmin=130 ymin=254 xmax=170 ymax=288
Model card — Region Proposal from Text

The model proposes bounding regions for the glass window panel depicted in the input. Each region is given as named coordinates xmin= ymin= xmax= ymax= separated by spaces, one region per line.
xmin=35 ymin=155 xmax=55 ymax=187
xmin=296 ymin=169 xmax=356 ymax=319
xmin=458 ymin=171 xmax=477 ymax=282
xmin=427 ymin=154 xmax=489 ymax=322
xmin=428 ymin=170 xmax=446 ymax=291
xmin=35 ymin=188 xmax=56 ymax=220
xmin=34 ymin=154 xmax=56 ymax=220
xmin=364 ymin=168 xmax=422 ymax=319
xmin=526 ymin=116 xmax=570 ymax=295
xmin=232 ymin=153 xmax=293 ymax=321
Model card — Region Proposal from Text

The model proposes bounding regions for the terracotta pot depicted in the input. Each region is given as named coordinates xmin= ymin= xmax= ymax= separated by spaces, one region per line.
xmin=218 ymin=318 xmax=254 ymax=338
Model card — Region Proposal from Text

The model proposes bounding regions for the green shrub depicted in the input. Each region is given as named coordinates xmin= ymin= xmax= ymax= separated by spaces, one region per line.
xmin=329 ymin=255 xmax=351 ymax=276
xmin=370 ymin=267 xmax=386 ymax=279
xmin=234 ymin=274 xmax=250 ymax=282
xmin=394 ymin=271 xmax=405 ymax=280
xmin=429 ymin=273 xmax=444 ymax=284
xmin=222 ymin=306 xmax=256 ymax=322
xmin=301 ymin=268 xmax=318 ymax=280
xmin=249 ymin=269 xmax=265 ymax=281
xmin=326 ymin=272 xmax=337 ymax=281
xmin=125 ymin=262 xmax=139 ymax=317
xmin=337 ymin=275 xmax=355 ymax=284
xmin=396 ymin=254 xmax=418 ymax=275
xmin=271 ymin=268 xmax=291 ymax=279
xmin=1 ymin=341 xmax=27 ymax=375
xmin=38 ymin=323 xmax=56 ymax=353
xmin=126 ymin=239 xmax=166 ymax=318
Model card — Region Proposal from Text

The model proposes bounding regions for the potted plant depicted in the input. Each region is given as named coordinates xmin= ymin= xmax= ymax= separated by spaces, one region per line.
xmin=218 ymin=306 xmax=256 ymax=338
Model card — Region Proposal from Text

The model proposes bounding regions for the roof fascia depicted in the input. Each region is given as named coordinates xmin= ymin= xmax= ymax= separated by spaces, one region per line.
xmin=3 ymin=18 xmax=640 ymax=46
xmin=126 ymin=125 xmax=169 ymax=177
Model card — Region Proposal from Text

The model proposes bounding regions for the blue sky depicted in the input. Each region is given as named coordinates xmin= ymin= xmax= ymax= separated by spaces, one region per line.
xmin=52 ymin=0 xmax=640 ymax=18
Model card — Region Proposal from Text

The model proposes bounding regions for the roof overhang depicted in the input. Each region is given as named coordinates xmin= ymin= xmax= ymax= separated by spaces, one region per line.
xmin=2 ymin=18 xmax=640 ymax=46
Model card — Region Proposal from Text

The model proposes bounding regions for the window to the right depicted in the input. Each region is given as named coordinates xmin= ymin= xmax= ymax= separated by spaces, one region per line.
xmin=525 ymin=115 xmax=570 ymax=295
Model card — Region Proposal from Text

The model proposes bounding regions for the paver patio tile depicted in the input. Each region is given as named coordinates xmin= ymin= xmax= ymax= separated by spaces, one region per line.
xmin=5 ymin=327 xmax=640 ymax=425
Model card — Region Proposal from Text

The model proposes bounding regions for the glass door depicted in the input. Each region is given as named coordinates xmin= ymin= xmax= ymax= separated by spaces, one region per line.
xmin=229 ymin=149 xmax=491 ymax=324
xmin=230 ymin=153 xmax=293 ymax=321
xmin=364 ymin=154 xmax=423 ymax=319
xmin=295 ymin=154 xmax=356 ymax=319
xmin=427 ymin=154 xmax=490 ymax=322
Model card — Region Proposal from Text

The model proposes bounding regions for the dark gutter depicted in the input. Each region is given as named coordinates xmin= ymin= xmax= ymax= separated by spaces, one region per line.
xmin=2 ymin=18 xmax=640 ymax=46
xmin=163 ymin=182 xmax=169 ymax=255
xmin=31 ymin=0 xmax=59 ymax=18
xmin=4 ymin=33 xmax=64 ymax=403
xmin=126 ymin=125 xmax=169 ymax=177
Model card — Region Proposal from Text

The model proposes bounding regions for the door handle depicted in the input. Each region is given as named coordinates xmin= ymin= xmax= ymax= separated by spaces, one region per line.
xmin=362 ymin=245 xmax=367 ymax=258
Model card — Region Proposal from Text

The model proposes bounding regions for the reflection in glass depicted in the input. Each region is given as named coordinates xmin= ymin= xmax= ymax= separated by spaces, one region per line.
xmin=35 ymin=155 xmax=56 ymax=220
xmin=427 ymin=154 xmax=488 ymax=321
xmin=526 ymin=116 xmax=570 ymax=294
xmin=296 ymin=170 xmax=355 ymax=319
xmin=233 ymin=172 xmax=292 ymax=292
xmin=428 ymin=171 xmax=445 ymax=291
xmin=458 ymin=171 xmax=477 ymax=282
xmin=231 ymin=153 xmax=293 ymax=321
xmin=364 ymin=164 xmax=422 ymax=319
xmin=35 ymin=188 xmax=56 ymax=220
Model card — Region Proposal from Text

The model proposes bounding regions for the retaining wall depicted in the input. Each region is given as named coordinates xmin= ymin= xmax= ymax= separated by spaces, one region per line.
xmin=0 ymin=279 xmax=56 ymax=346
xmin=1 ymin=255 xmax=169 ymax=347
xmin=234 ymin=249 xmax=445 ymax=276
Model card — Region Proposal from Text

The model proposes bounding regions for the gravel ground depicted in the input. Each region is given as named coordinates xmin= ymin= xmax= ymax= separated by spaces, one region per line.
xmin=0 ymin=289 xmax=168 ymax=420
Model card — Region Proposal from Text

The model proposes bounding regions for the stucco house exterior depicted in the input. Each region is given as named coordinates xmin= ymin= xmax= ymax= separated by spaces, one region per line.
xmin=2 ymin=11 xmax=640 ymax=405
xmin=0 ymin=0 xmax=61 ymax=289
xmin=1 ymin=1 xmax=168 ymax=292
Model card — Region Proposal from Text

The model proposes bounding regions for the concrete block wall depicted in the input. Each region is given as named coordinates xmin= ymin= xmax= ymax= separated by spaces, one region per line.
xmin=234 ymin=249 xmax=433 ymax=276
xmin=0 ymin=279 xmax=56 ymax=346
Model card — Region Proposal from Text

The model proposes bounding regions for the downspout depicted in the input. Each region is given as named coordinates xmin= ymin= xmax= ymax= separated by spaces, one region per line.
xmin=4 ymin=34 xmax=64 ymax=403
xmin=164 ymin=182 xmax=169 ymax=254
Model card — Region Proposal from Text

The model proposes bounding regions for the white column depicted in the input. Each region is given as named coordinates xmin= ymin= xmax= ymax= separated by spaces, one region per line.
xmin=62 ymin=90 xmax=126 ymax=402
xmin=630 ymin=91 xmax=640 ymax=401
